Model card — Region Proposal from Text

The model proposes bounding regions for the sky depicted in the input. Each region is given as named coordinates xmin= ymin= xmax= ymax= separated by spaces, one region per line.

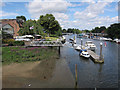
xmin=0 ymin=0 xmax=119 ymax=30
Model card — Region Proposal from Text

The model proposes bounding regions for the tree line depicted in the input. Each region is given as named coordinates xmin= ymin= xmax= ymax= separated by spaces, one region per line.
xmin=82 ymin=23 xmax=120 ymax=39
xmin=62 ymin=28 xmax=82 ymax=34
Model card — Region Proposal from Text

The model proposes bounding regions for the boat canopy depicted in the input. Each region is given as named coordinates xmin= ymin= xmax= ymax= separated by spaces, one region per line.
xmin=80 ymin=49 xmax=87 ymax=53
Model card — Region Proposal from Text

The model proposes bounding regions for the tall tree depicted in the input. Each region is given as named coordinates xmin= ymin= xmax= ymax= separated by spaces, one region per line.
xmin=16 ymin=15 xmax=26 ymax=28
xmin=38 ymin=14 xmax=62 ymax=36
xmin=107 ymin=23 xmax=120 ymax=39
xmin=18 ymin=19 xmax=44 ymax=35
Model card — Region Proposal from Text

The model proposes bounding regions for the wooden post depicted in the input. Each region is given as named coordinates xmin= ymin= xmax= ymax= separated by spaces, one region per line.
xmin=75 ymin=64 xmax=78 ymax=88
xmin=58 ymin=46 xmax=60 ymax=56
xmin=81 ymin=39 xmax=83 ymax=49
xmin=100 ymin=42 xmax=103 ymax=60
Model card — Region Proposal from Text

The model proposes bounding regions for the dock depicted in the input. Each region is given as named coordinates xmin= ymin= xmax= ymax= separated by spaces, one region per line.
xmin=87 ymin=50 xmax=104 ymax=64
xmin=24 ymin=41 xmax=63 ymax=47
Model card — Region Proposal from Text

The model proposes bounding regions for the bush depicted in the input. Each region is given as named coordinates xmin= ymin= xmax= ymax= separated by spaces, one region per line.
xmin=12 ymin=41 xmax=25 ymax=46
xmin=2 ymin=39 xmax=15 ymax=44
xmin=2 ymin=39 xmax=24 ymax=46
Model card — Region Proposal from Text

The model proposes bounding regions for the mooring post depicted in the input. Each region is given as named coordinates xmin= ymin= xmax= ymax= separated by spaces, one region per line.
xmin=81 ymin=39 xmax=83 ymax=49
xmin=58 ymin=46 xmax=60 ymax=55
xmin=100 ymin=42 xmax=103 ymax=60
xmin=75 ymin=64 xmax=78 ymax=88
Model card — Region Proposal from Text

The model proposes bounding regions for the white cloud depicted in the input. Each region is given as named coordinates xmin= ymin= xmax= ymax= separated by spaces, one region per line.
xmin=27 ymin=0 xmax=70 ymax=20
xmin=74 ymin=2 xmax=108 ymax=19
xmin=0 ymin=11 xmax=18 ymax=18
xmin=72 ymin=2 xmax=118 ymax=30
xmin=27 ymin=0 xmax=118 ymax=30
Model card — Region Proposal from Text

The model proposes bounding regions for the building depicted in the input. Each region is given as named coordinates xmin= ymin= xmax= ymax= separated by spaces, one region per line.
xmin=1 ymin=19 xmax=20 ymax=38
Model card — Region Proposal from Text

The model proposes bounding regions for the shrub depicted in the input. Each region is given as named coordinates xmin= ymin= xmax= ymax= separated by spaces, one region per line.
xmin=12 ymin=41 xmax=25 ymax=46
xmin=2 ymin=39 xmax=15 ymax=44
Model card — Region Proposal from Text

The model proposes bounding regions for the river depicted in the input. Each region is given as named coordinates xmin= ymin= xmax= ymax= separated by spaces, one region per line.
xmin=60 ymin=34 xmax=119 ymax=88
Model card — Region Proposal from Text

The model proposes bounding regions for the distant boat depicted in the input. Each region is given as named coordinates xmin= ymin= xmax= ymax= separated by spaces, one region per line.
xmin=100 ymin=37 xmax=112 ymax=41
xmin=77 ymin=34 xmax=83 ymax=38
xmin=113 ymin=38 xmax=118 ymax=42
xmin=79 ymin=49 xmax=90 ymax=58
xmin=116 ymin=39 xmax=120 ymax=44
xmin=85 ymin=41 xmax=96 ymax=51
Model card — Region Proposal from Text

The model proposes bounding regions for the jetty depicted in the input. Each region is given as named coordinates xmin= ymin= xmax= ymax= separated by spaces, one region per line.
xmin=25 ymin=41 xmax=63 ymax=47
xmin=87 ymin=50 xmax=104 ymax=63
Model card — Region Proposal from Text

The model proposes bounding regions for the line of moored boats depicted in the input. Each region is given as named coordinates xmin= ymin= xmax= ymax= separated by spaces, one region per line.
xmin=69 ymin=38 xmax=97 ymax=58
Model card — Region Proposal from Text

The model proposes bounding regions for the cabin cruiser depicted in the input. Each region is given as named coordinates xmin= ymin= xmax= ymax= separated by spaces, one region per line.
xmin=85 ymin=41 xmax=96 ymax=51
xmin=79 ymin=49 xmax=90 ymax=58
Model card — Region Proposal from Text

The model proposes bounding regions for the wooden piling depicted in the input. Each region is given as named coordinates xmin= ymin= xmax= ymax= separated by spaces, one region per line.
xmin=58 ymin=46 xmax=60 ymax=55
xmin=75 ymin=64 xmax=78 ymax=88
xmin=81 ymin=39 xmax=83 ymax=49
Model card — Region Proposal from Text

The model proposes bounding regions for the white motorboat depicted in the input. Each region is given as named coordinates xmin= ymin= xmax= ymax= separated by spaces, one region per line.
xmin=85 ymin=41 xmax=96 ymax=51
xmin=79 ymin=49 xmax=90 ymax=58
xmin=75 ymin=45 xmax=81 ymax=50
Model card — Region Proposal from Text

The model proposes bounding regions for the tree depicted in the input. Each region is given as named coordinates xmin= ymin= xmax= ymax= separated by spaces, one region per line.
xmin=62 ymin=29 xmax=67 ymax=33
xmin=18 ymin=19 xmax=44 ymax=36
xmin=38 ymin=14 xmax=62 ymax=36
xmin=16 ymin=15 xmax=26 ymax=28
xmin=107 ymin=23 xmax=120 ymax=39
xmin=91 ymin=26 xmax=106 ymax=33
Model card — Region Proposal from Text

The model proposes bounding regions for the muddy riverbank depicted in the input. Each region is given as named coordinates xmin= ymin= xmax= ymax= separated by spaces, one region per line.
xmin=3 ymin=57 xmax=74 ymax=88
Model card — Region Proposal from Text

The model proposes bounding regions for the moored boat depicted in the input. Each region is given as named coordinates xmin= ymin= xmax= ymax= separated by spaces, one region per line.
xmin=79 ymin=49 xmax=90 ymax=58
xmin=85 ymin=41 xmax=96 ymax=51
xmin=75 ymin=45 xmax=81 ymax=51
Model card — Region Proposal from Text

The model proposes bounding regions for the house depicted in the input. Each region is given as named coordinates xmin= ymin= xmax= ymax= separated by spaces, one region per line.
xmin=1 ymin=19 xmax=20 ymax=38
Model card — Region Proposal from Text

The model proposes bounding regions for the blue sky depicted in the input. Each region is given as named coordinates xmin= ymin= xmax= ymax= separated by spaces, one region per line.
xmin=0 ymin=0 xmax=119 ymax=30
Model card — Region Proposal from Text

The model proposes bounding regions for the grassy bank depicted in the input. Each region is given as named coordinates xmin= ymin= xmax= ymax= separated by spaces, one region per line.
xmin=45 ymin=37 xmax=59 ymax=41
xmin=2 ymin=46 xmax=59 ymax=65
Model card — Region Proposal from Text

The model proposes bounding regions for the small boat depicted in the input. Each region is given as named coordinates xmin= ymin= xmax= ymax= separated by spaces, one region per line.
xmin=116 ymin=39 xmax=120 ymax=44
xmin=79 ymin=49 xmax=90 ymax=58
xmin=85 ymin=41 xmax=96 ymax=51
xmin=113 ymin=38 xmax=118 ymax=42
xmin=69 ymin=38 xmax=74 ymax=41
xmin=75 ymin=45 xmax=81 ymax=50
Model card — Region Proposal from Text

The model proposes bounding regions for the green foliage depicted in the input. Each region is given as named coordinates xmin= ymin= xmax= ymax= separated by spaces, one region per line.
xmin=91 ymin=26 xmax=106 ymax=33
xmin=2 ymin=39 xmax=15 ymax=44
xmin=16 ymin=15 xmax=26 ymax=28
xmin=62 ymin=29 xmax=67 ymax=33
xmin=38 ymin=14 xmax=62 ymax=36
xmin=2 ymin=39 xmax=24 ymax=46
xmin=82 ymin=30 xmax=90 ymax=33
xmin=2 ymin=47 xmax=59 ymax=64
xmin=67 ymin=28 xmax=82 ymax=34
xmin=107 ymin=23 xmax=120 ymax=39
xmin=18 ymin=14 xmax=62 ymax=37
xmin=18 ymin=19 xmax=44 ymax=36
xmin=12 ymin=41 xmax=25 ymax=46
xmin=16 ymin=15 xmax=26 ymax=21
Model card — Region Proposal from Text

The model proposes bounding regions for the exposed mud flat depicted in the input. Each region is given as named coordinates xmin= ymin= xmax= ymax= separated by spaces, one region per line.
xmin=3 ymin=58 xmax=74 ymax=88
